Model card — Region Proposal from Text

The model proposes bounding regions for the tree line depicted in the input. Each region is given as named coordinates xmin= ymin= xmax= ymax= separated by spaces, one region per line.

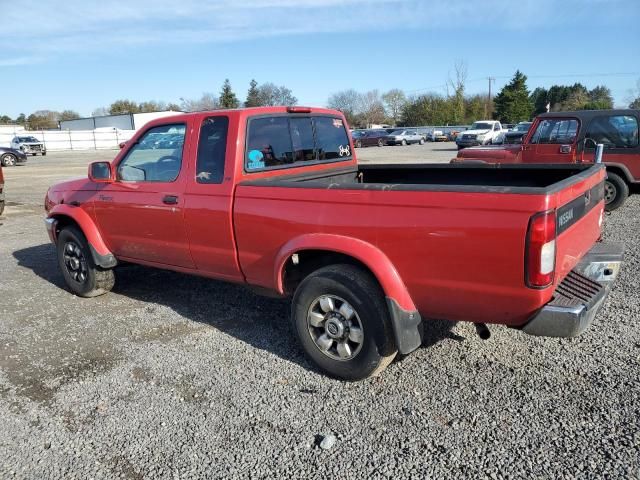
xmin=329 ymin=66 xmax=638 ymax=128
xmin=1 ymin=79 xmax=297 ymax=130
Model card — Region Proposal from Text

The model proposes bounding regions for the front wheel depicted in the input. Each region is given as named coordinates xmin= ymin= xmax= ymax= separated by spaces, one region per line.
xmin=57 ymin=226 xmax=115 ymax=297
xmin=355 ymin=140 xmax=362 ymax=148
xmin=419 ymin=138 xmax=425 ymax=145
xmin=1 ymin=153 xmax=17 ymax=166
xmin=604 ymin=172 xmax=629 ymax=211
xmin=291 ymin=264 xmax=397 ymax=380
xmin=377 ymin=139 xmax=384 ymax=147
xmin=42 ymin=151 xmax=47 ymax=156
xmin=401 ymin=139 xmax=407 ymax=146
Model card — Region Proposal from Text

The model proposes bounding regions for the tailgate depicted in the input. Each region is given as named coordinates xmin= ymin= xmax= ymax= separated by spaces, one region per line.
xmin=553 ymin=165 xmax=606 ymax=286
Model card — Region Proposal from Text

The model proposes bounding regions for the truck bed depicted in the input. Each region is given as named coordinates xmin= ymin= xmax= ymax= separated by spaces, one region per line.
xmin=241 ymin=163 xmax=597 ymax=194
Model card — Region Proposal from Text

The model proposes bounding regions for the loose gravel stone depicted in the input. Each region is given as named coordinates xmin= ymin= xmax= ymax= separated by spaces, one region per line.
xmin=319 ymin=434 xmax=337 ymax=450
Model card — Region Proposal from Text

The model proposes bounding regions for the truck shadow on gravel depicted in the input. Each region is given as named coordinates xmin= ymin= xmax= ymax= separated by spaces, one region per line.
xmin=14 ymin=244 xmax=459 ymax=374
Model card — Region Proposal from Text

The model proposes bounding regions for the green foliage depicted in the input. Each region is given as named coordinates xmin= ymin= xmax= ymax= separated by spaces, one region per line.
xmin=493 ymin=71 xmax=533 ymax=123
xmin=109 ymin=99 xmax=140 ymax=115
xmin=219 ymin=79 xmax=240 ymax=109
xmin=59 ymin=110 xmax=81 ymax=121
xmin=245 ymin=79 xmax=261 ymax=107
xmin=27 ymin=111 xmax=59 ymax=130
xmin=530 ymin=83 xmax=613 ymax=114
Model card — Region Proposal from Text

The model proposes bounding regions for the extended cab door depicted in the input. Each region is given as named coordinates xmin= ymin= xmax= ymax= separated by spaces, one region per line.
xmin=581 ymin=112 xmax=640 ymax=179
xmin=523 ymin=117 xmax=579 ymax=163
xmin=93 ymin=122 xmax=195 ymax=268
xmin=183 ymin=115 xmax=243 ymax=282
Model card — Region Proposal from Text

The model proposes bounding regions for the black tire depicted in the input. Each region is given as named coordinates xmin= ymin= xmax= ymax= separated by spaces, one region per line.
xmin=355 ymin=140 xmax=362 ymax=148
xmin=291 ymin=264 xmax=397 ymax=380
xmin=457 ymin=145 xmax=464 ymax=150
xmin=604 ymin=172 xmax=629 ymax=211
xmin=377 ymin=139 xmax=384 ymax=147
xmin=42 ymin=151 xmax=47 ymax=156
xmin=401 ymin=139 xmax=407 ymax=146
xmin=57 ymin=226 xmax=115 ymax=297
xmin=419 ymin=138 xmax=425 ymax=145
xmin=1 ymin=153 xmax=17 ymax=166
xmin=0 ymin=201 xmax=4 ymax=216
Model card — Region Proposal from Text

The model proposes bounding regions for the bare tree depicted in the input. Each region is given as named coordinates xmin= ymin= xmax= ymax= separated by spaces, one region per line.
xmin=447 ymin=60 xmax=467 ymax=124
xmin=382 ymin=89 xmax=406 ymax=126
xmin=359 ymin=90 xmax=386 ymax=128
xmin=91 ymin=107 xmax=109 ymax=117
xmin=180 ymin=93 xmax=219 ymax=112
xmin=327 ymin=89 xmax=362 ymax=126
xmin=257 ymin=83 xmax=298 ymax=106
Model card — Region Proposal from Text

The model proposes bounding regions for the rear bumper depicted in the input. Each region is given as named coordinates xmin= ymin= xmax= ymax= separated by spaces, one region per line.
xmin=521 ymin=242 xmax=623 ymax=337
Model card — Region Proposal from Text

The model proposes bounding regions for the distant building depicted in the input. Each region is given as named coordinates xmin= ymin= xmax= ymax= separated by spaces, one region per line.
xmin=59 ymin=111 xmax=182 ymax=131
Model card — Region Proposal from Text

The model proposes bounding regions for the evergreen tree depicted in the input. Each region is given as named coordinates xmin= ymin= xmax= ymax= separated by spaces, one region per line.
xmin=219 ymin=79 xmax=240 ymax=109
xmin=493 ymin=70 xmax=533 ymax=123
xmin=245 ymin=79 xmax=261 ymax=107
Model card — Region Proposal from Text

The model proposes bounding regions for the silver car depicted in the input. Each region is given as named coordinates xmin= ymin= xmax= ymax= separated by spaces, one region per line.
xmin=384 ymin=129 xmax=425 ymax=146
xmin=10 ymin=135 xmax=47 ymax=156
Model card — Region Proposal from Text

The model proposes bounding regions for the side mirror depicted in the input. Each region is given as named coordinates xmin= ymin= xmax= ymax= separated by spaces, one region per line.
xmin=89 ymin=161 xmax=113 ymax=183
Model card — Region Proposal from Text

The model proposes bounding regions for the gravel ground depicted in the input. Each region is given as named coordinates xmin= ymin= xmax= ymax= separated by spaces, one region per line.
xmin=0 ymin=151 xmax=638 ymax=479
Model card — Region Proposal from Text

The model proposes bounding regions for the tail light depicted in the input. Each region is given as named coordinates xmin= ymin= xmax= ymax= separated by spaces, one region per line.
xmin=525 ymin=210 xmax=556 ymax=288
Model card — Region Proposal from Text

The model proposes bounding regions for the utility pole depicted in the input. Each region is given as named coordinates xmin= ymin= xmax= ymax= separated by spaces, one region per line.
xmin=485 ymin=77 xmax=495 ymax=118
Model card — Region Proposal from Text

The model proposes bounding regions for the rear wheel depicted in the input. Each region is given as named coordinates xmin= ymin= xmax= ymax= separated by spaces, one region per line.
xmin=42 ymin=151 xmax=47 ymax=156
xmin=401 ymin=139 xmax=407 ymax=146
xmin=291 ymin=264 xmax=397 ymax=380
xmin=419 ymin=138 xmax=425 ymax=145
xmin=604 ymin=172 xmax=629 ymax=211
xmin=377 ymin=139 xmax=384 ymax=147
xmin=355 ymin=140 xmax=362 ymax=148
xmin=57 ymin=226 xmax=115 ymax=297
xmin=1 ymin=153 xmax=16 ymax=166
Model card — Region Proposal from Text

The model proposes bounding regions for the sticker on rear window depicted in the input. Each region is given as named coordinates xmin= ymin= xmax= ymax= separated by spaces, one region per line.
xmin=333 ymin=118 xmax=343 ymax=128
xmin=247 ymin=149 xmax=265 ymax=170
xmin=338 ymin=145 xmax=351 ymax=157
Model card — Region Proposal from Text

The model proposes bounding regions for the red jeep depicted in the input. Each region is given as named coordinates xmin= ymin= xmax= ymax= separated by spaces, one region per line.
xmin=456 ymin=109 xmax=640 ymax=210
xmin=44 ymin=107 xmax=623 ymax=379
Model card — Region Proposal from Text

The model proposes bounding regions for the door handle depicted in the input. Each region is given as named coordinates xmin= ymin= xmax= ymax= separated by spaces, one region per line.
xmin=559 ymin=145 xmax=572 ymax=154
xmin=162 ymin=195 xmax=179 ymax=205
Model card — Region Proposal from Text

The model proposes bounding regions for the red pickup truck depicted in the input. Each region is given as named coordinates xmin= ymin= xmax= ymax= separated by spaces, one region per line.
xmin=456 ymin=109 xmax=640 ymax=211
xmin=44 ymin=106 xmax=623 ymax=380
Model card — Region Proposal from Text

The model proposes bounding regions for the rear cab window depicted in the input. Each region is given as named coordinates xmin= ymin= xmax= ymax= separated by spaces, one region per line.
xmin=245 ymin=115 xmax=352 ymax=172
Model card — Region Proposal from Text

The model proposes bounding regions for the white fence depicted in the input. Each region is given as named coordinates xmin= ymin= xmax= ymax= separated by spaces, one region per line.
xmin=0 ymin=128 xmax=136 ymax=151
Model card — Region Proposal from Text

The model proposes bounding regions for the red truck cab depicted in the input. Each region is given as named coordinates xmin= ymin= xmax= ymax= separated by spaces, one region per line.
xmin=44 ymin=107 xmax=623 ymax=380
xmin=456 ymin=109 xmax=640 ymax=210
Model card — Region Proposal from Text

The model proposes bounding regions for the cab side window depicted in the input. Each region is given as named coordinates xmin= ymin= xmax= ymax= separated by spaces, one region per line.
xmin=530 ymin=119 xmax=578 ymax=144
xmin=585 ymin=115 xmax=639 ymax=149
xmin=118 ymin=124 xmax=186 ymax=182
xmin=196 ymin=116 xmax=229 ymax=184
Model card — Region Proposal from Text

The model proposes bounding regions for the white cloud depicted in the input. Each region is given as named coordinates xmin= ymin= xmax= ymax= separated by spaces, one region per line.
xmin=0 ymin=0 xmax=633 ymax=65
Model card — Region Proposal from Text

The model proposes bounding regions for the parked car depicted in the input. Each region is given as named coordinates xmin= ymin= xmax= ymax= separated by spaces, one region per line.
xmin=384 ymin=129 xmax=424 ymax=146
xmin=502 ymin=122 xmax=533 ymax=144
xmin=456 ymin=109 xmax=640 ymax=210
xmin=11 ymin=135 xmax=46 ymax=156
xmin=456 ymin=120 xmax=503 ymax=149
xmin=352 ymin=130 xmax=387 ymax=148
xmin=428 ymin=130 xmax=448 ymax=142
xmin=44 ymin=106 xmax=622 ymax=380
xmin=0 ymin=146 xmax=28 ymax=167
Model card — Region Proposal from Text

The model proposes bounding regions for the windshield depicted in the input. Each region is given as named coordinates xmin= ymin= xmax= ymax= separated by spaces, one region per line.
xmin=18 ymin=136 xmax=39 ymax=142
xmin=470 ymin=122 xmax=493 ymax=130
xmin=515 ymin=123 xmax=532 ymax=132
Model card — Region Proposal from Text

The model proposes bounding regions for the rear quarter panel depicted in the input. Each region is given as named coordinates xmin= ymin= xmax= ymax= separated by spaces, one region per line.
xmin=234 ymin=185 xmax=556 ymax=326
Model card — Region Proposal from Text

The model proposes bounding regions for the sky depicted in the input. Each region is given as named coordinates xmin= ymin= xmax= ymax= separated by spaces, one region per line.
xmin=1 ymin=0 xmax=639 ymax=118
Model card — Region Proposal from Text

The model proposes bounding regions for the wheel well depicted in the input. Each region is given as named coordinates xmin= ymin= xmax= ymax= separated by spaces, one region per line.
xmin=282 ymin=250 xmax=381 ymax=297
xmin=51 ymin=215 xmax=81 ymax=239
xmin=605 ymin=166 xmax=631 ymax=184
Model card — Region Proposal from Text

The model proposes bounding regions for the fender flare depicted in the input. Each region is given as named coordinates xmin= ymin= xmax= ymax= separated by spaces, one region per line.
xmin=48 ymin=204 xmax=117 ymax=268
xmin=274 ymin=233 xmax=415 ymax=311
xmin=274 ymin=234 xmax=422 ymax=354
xmin=604 ymin=163 xmax=636 ymax=184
